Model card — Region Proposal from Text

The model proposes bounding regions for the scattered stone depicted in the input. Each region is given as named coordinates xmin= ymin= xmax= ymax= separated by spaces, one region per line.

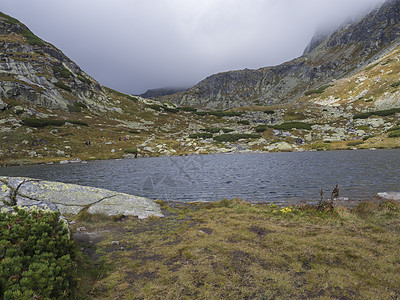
xmin=0 ymin=98 xmax=8 ymax=110
xmin=56 ymin=150 xmax=65 ymax=156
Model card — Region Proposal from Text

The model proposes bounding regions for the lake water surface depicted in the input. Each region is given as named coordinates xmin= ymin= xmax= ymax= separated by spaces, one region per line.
xmin=0 ymin=150 xmax=399 ymax=205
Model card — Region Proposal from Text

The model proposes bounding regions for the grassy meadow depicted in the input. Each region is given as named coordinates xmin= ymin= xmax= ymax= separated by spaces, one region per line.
xmin=69 ymin=198 xmax=400 ymax=299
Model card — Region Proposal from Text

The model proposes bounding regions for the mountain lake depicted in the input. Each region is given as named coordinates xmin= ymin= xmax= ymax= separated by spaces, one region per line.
xmin=0 ymin=149 xmax=399 ymax=206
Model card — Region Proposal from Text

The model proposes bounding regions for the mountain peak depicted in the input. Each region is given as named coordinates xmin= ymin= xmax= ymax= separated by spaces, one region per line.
xmin=161 ymin=0 xmax=400 ymax=109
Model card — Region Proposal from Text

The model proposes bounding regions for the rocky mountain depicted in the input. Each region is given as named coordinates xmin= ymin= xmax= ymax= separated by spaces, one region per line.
xmin=161 ymin=0 xmax=400 ymax=109
xmin=0 ymin=12 xmax=114 ymax=112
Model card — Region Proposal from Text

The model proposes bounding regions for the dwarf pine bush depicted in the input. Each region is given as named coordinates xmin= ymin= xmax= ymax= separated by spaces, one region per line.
xmin=0 ymin=209 xmax=76 ymax=299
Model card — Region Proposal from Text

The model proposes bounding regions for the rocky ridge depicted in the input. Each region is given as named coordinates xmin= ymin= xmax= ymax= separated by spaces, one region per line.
xmin=161 ymin=0 xmax=400 ymax=109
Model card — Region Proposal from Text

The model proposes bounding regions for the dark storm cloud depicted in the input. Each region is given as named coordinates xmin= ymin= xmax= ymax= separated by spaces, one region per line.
xmin=0 ymin=0 xmax=386 ymax=94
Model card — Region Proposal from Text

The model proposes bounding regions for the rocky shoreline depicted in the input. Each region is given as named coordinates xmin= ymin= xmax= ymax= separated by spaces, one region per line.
xmin=0 ymin=176 xmax=163 ymax=219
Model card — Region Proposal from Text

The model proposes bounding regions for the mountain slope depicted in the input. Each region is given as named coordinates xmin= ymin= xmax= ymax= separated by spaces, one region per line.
xmin=0 ymin=12 xmax=111 ymax=112
xmin=161 ymin=0 xmax=400 ymax=110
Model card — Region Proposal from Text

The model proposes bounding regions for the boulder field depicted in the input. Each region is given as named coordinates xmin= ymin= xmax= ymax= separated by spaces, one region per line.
xmin=0 ymin=176 xmax=163 ymax=219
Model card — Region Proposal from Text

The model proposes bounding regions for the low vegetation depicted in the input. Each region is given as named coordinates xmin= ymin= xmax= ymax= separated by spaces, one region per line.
xmin=354 ymin=108 xmax=400 ymax=119
xmin=391 ymin=82 xmax=400 ymax=88
xmin=194 ymin=110 xmax=245 ymax=118
xmin=388 ymin=130 xmax=400 ymax=138
xmin=189 ymin=132 xmax=213 ymax=139
xmin=21 ymin=118 xmax=88 ymax=127
xmin=237 ymin=120 xmax=250 ymax=125
xmin=67 ymin=198 xmax=400 ymax=299
xmin=0 ymin=209 xmax=77 ymax=299
xmin=201 ymin=127 xmax=234 ymax=134
xmin=304 ymin=85 xmax=333 ymax=96
xmin=54 ymin=81 xmax=72 ymax=92
xmin=52 ymin=66 xmax=73 ymax=79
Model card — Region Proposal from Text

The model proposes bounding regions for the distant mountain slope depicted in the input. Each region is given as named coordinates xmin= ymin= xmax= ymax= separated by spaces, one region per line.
xmin=139 ymin=87 xmax=189 ymax=98
xmin=161 ymin=0 xmax=400 ymax=109
xmin=0 ymin=12 xmax=112 ymax=111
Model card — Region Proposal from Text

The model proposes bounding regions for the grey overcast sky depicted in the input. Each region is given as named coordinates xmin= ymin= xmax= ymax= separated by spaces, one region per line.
xmin=0 ymin=0 xmax=386 ymax=94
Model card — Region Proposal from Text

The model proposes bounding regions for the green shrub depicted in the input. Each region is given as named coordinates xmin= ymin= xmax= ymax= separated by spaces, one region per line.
xmin=52 ymin=66 xmax=72 ymax=79
xmin=388 ymin=130 xmax=400 ymax=138
xmin=0 ymin=209 xmax=76 ymax=299
xmin=374 ymin=108 xmax=400 ymax=116
xmin=386 ymin=126 xmax=400 ymax=133
xmin=146 ymin=104 xmax=163 ymax=111
xmin=128 ymin=96 xmax=139 ymax=102
xmin=273 ymin=122 xmax=312 ymax=130
xmin=179 ymin=107 xmax=197 ymax=112
xmin=363 ymin=135 xmax=375 ymax=141
xmin=365 ymin=63 xmax=379 ymax=71
xmin=129 ymin=130 xmax=141 ymax=134
xmin=201 ymin=128 xmax=234 ymax=134
xmin=189 ymin=133 xmax=213 ymax=139
xmin=304 ymin=85 xmax=333 ymax=96
xmin=146 ymin=104 xmax=177 ymax=113
xmin=67 ymin=120 xmax=88 ymax=126
xmin=20 ymin=28 xmax=45 ymax=46
xmin=163 ymin=107 xmax=178 ymax=113
xmin=382 ymin=59 xmax=393 ymax=66
xmin=213 ymin=133 xmax=260 ymax=143
xmin=124 ymin=148 xmax=139 ymax=154
xmin=353 ymin=112 xmax=373 ymax=119
xmin=254 ymin=125 xmax=268 ymax=132
xmin=22 ymin=118 xmax=87 ymax=127
xmin=264 ymin=110 xmax=275 ymax=114
xmin=22 ymin=118 xmax=66 ymax=127
xmin=238 ymin=120 xmax=250 ymax=125
xmin=54 ymin=81 xmax=72 ymax=92
xmin=194 ymin=111 xmax=244 ymax=118
xmin=77 ymin=74 xmax=92 ymax=85
xmin=354 ymin=108 xmax=400 ymax=119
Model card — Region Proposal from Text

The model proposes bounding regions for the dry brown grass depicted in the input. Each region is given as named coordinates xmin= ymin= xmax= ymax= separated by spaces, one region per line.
xmin=69 ymin=199 xmax=400 ymax=299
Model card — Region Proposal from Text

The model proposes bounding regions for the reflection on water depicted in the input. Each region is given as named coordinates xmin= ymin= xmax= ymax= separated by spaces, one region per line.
xmin=0 ymin=150 xmax=399 ymax=205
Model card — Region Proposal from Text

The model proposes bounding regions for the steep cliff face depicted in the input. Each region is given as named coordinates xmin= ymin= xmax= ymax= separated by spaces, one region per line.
xmin=0 ymin=12 xmax=109 ymax=111
xmin=162 ymin=0 xmax=400 ymax=109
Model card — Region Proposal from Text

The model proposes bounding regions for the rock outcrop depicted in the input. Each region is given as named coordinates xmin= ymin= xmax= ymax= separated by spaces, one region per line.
xmin=0 ymin=176 xmax=163 ymax=219
xmin=161 ymin=0 xmax=400 ymax=109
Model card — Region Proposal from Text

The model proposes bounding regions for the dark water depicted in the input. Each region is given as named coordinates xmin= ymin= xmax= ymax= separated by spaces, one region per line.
xmin=0 ymin=150 xmax=399 ymax=205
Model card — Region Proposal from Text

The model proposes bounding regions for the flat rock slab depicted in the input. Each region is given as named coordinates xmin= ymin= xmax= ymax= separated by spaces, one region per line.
xmin=0 ymin=176 xmax=163 ymax=219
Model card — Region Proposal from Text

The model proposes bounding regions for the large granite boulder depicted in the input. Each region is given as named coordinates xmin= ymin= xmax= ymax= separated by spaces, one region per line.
xmin=0 ymin=176 xmax=163 ymax=219
xmin=376 ymin=192 xmax=400 ymax=201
